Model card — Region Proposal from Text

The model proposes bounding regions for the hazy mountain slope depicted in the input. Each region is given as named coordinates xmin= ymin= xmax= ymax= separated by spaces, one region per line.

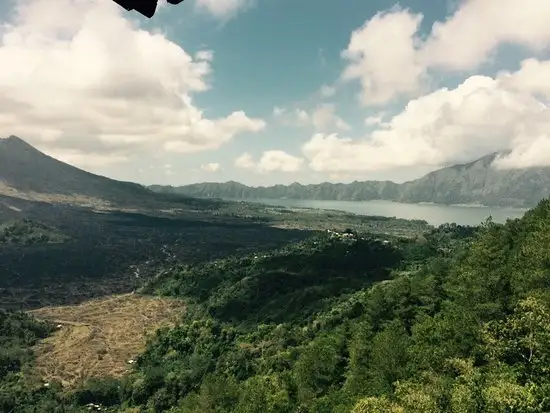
xmin=397 ymin=153 xmax=550 ymax=206
xmin=0 ymin=135 xmax=151 ymax=204
xmin=150 ymin=180 xmax=401 ymax=201
xmin=151 ymin=153 xmax=550 ymax=207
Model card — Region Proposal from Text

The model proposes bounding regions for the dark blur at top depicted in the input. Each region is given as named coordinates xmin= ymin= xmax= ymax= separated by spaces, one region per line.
xmin=111 ymin=0 xmax=185 ymax=18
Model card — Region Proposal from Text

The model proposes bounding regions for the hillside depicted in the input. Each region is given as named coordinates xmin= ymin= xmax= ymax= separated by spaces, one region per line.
xmin=0 ymin=135 xmax=156 ymax=207
xmin=3 ymin=198 xmax=550 ymax=412
xmin=152 ymin=153 xmax=550 ymax=208
xmin=6 ymin=133 xmax=550 ymax=412
xmin=0 ymin=135 xmax=430 ymax=311
xmin=124 ymin=200 xmax=550 ymax=412
xmin=399 ymin=152 xmax=550 ymax=206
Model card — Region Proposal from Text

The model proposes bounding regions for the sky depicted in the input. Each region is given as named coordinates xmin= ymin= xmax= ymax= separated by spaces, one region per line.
xmin=1 ymin=0 xmax=550 ymax=187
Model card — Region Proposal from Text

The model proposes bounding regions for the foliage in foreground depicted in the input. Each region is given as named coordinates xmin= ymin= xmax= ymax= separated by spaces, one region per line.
xmin=117 ymin=200 xmax=550 ymax=412
xmin=0 ymin=310 xmax=62 ymax=412
xmin=4 ymin=199 xmax=550 ymax=412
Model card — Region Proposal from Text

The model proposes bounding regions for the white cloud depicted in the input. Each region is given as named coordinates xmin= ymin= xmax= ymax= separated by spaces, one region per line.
xmin=257 ymin=151 xmax=304 ymax=172
xmin=272 ymin=106 xmax=285 ymax=117
xmin=342 ymin=0 xmax=550 ymax=106
xmin=235 ymin=150 xmax=304 ymax=173
xmin=195 ymin=0 xmax=252 ymax=20
xmin=319 ymin=84 xmax=336 ymax=97
xmin=310 ymin=104 xmax=351 ymax=131
xmin=273 ymin=104 xmax=349 ymax=132
xmin=235 ymin=153 xmax=256 ymax=169
xmin=303 ymin=64 xmax=550 ymax=172
xmin=493 ymin=137 xmax=550 ymax=169
xmin=296 ymin=109 xmax=309 ymax=123
xmin=43 ymin=148 xmax=129 ymax=168
xmin=422 ymin=0 xmax=550 ymax=71
xmin=365 ymin=113 xmax=386 ymax=126
xmin=0 ymin=0 xmax=264 ymax=170
xmin=498 ymin=58 xmax=550 ymax=99
xmin=195 ymin=49 xmax=214 ymax=61
xmin=163 ymin=111 xmax=265 ymax=154
xmin=201 ymin=162 xmax=221 ymax=172
xmin=341 ymin=7 xmax=425 ymax=106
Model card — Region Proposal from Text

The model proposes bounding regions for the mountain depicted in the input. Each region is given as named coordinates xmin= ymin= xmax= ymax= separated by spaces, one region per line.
xmin=0 ymin=135 xmax=153 ymax=205
xmin=151 ymin=153 xmax=550 ymax=208
xmin=395 ymin=152 xmax=550 ymax=207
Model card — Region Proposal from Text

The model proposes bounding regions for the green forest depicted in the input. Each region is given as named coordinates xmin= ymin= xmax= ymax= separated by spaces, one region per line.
xmin=2 ymin=199 xmax=550 ymax=412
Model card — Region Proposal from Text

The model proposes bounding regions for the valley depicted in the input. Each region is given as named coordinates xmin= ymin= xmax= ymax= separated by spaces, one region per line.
xmin=0 ymin=137 xmax=430 ymax=310
xmin=2 ymin=136 xmax=550 ymax=412
xmin=2 ymin=0 xmax=550 ymax=410
xmin=0 ymin=191 xmax=428 ymax=310
xmin=0 ymin=200 xmax=310 ymax=310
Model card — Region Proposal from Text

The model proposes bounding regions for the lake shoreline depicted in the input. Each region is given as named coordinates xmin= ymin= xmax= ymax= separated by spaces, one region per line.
xmin=221 ymin=197 xmax=531 ymax=211
xmin=239 ymin=198 xmax=528 ymax=226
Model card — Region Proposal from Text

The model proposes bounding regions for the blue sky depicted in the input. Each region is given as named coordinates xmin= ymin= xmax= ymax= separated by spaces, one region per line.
xmin=150 ymin=0 xmax=451 ymax=183
xmin=1 ymin=0 xmax=550 ymax=186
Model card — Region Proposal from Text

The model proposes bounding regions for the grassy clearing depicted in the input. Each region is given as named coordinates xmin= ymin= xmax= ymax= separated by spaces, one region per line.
xmin=28 ymin=293 xmax=185 ymax=387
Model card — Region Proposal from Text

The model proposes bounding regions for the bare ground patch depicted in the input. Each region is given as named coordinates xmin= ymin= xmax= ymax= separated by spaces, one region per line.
xmin=28 ymin=293 xmax=185 ymax=387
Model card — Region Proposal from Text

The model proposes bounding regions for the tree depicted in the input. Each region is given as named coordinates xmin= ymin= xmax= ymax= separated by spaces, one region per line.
xmin=483 ymin=296 xmax=550 ymax=381
xmin=351 ymin=396 xmax=404 ymax=413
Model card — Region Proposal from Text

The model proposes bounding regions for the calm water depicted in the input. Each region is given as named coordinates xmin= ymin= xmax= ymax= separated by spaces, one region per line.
xmin=253 ymin=199 xmax=528 ymax=227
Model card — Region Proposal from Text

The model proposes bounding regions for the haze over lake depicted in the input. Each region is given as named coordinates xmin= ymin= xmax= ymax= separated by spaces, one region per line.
xmin=252 ymin=199 xmax=528 ymax=226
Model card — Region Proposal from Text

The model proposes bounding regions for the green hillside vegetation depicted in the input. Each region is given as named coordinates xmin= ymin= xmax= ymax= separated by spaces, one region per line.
xmin=0 ymin=219 xmax=69 ymax=245
xmin=0 ymin=310 xmax=58 ymax=412
xmin=154 ymin=153 xmax=550 ymax=208
xmin=2 ymin=199 xmax=550 ymax=412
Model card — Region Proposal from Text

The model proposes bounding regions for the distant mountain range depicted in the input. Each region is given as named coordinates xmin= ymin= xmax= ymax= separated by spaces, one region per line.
xmin=2 ymin=135 xmax=548 ymax=209
xmin=150 ymin=153 xmax=550 ymax=208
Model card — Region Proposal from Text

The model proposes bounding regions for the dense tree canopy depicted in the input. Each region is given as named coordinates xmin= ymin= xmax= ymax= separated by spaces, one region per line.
xmin=3 ymin=199 xmax=550 ymax=412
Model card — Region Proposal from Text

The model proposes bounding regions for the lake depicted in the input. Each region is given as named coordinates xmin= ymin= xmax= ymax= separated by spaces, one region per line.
xmin=253 ymin=199 xmax=528 ymax=227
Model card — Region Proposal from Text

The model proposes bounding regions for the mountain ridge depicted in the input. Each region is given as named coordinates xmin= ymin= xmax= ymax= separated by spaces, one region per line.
xmin=2 ymin=136 xmax=548 ymax=209
xmin=150 ymin=153 xmax=550 ymax=208
xmin=0 ymin=135 xmax=155 ymax=205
